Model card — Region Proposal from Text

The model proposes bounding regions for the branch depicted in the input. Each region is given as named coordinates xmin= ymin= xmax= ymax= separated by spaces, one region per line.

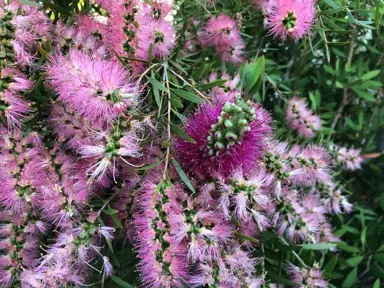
xmin=330 ymin=36 xmax=355 ymax=132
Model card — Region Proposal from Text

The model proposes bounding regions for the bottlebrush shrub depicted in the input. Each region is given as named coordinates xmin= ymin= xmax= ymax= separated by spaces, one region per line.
xmin=0 ymin=0 xmax=383 ymax=287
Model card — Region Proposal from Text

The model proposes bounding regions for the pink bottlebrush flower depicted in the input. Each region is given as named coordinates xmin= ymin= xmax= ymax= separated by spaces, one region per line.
xmin=0 ymin=129 xmax=49 ymax=216
xmin=46 ymin=49 xmax=139 ymax=123
xmin=189 ymin=244 xmax=263 ymax=287
xmin=1 ymin=68 xmax=33 ymax=92
xmin=219 ymin=41 xmax=245 ymax=63
xmin=319 ymin=182 xmax=352 ymax=214
xmin=0 ymin=90 xmax=31 ymax=126
xmin=49 ymin=103 xmax=104 ymax=150
xmin=102 ymin=256 xmax=114 ymax=278
xmin=79 ymin=127 xmax=142 ymax=181
xmin=136 ymin=21 xmax=176 ymax=59
xmin=289 ymin=145 xmax=331 ymax=186
xmin=315 ymin=222 xmax=339 ymax=246
xmin=287 ymin=263 xmax=328 ymax=288
xmin=38 ymin=150 xmax=90 ymax=228
xmin=103 ymin=0 xmax=139 ymax=59
xmin=286 ymin=96 xmax=321 ymax=138
xmin=271 ymin=187 xmax=320 ymax=243
xmin=199 ymin=13 xmax=245 ymax=63
xmin=175 ymin=97 xmax=272 ymax=178
xmin=335 ymin=146 xmax=364 ymax=171
xmin=218 ymin=168 xmax=272 ymax=233
xmin=266 ymin=0 xmax=316 ymax=41
xmin=3 ymin=2 xmax=51 ymax=66
xmin=138 ymin=1 xmax=173 ymax=23
xmin=199 ymin=13 xmax=241 ymax=47
xmin=134 ymin=180 xmax=188 ymax=288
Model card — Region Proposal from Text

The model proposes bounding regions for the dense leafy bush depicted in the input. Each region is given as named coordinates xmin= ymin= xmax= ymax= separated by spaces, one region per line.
xmin=0 ymin=0 xmax=383 ymax=287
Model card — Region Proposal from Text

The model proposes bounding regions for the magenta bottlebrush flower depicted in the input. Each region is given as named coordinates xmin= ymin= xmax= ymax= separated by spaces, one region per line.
xmin=134 ymin=180 xmax=188 ymax=288
xmin=335 ymin=146 xmax=363 ymax=170
xmin=286 ymin=96 xmax=321 ymax=138
xmin=266 ymin=0 xmax=316 ymax=41
xmin=0 ymin=213 xmax=43 ymax=288
xmin=2 ymin=2 xmax=51 ymax=67
xmin=0 ymin=128 xmax=48 ymax=216
xmin=319 ymin=181 xmax=352 ymax=214
xmin=46 ymin=49 xmax=139 ymax=123
xmin=271 ymin=187 xmax=320 ymax=243
xmin=199 ymin=13 xmax=245 ymax=63
xmin=199 ymin=13 xmax=241 ymax=48
xmin=218 ymin=168 xmax=272 ymax=233
xmin=287 ymin=263 xmax=328 ymax=288
xmin=0 ymin=68 xmax=32 ymax=126
xmin=289 ymin=145 xmax=331 ymax=186
xmin=38 ymin=149 xmax=90 ymax=228
xmin=138 ymin=1 xmax=173 ymax=23
xmin=0 ymin=90 xmax=31 ymax=126
xmin=136 ymin=21 xmax=176 ymax=59
xmin=189 ymin=244 xmax=263 ymax=288
xmin=175 ymin=97 xmax=272 ymax=178
xmin=78 ymin=125 xmax=142 ymax=181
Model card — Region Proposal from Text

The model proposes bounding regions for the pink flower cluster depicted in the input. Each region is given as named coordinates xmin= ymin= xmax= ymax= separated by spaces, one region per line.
xmin=0 ymin=0 xmax=177 ymax=286
xmin=129 ymin=72 xmax=351 ymax=287
xmin=287 ymin=263 xmax=328 ymax=288
xmin=0 ymin=0 xmax=359 ymax=287
xmin=0 ymin=2 xmax=49 ymax=127
xmin=334 ymin=146 xmax=364 ymax=171
xmin=286 ymin=96 xmax=321 ymax=138
xmin=264 ymin=0 xmax=316 ymax=41
xmin=198 ymin=13 xmax=245 ymax=63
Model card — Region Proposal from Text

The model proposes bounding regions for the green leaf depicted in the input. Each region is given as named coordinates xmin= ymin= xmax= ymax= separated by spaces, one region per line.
xmin=361 ymin=70 xmax=381 ymax=80
xmin=324 ymin=65 xmax=336 ymax=75
xmin=337 ymin=243 xmax=360 ymax=253
xmin=173 ymin=89 xmax=204 ymax=104
xmin=345 ymin=117 xmax=357 ymax=130
xmin=268 ymin=273 xmax=299 ymax=286
xmin=346 ymin=256 xmax=364 ymax=267
xmin=373 ymin=279 xmax=381 ymax=288
xmin=171 ymin=158 xmax=195 ymax=194
xmin=111 ymin=213 xmax=123 ymax=229
xmin=170 ymin=97 xmax=183 ymax=108
xmin=148 ymin=43 xmax=153 ymax=66
xmin=103 ymin=206 xmax=119 ymax=215
xmin=111 ymin=275 xmax=135 ymax=288
xmin=298 ymin=243 xmax=337 ymax=250
xmin=20 ymin=0 xmax=42 ymax=6
xmin=377 ymin=243 xmax=384 ymax=252
xmin=323 ymin=255 xmax=338 ymax=278
xmin=324 ymin=0 xmax=340 ymax=9
xmin=197 ymin=79 xmax=227 ymax=90
xmin=243 ymin=56 xmax=265 ymax=94
xmin=234 ymin=232 xmax=259 ymax=244
xmin=171 ymin=123 xmax=195 ymax=144
xmin=342 ymin=267 xmax=357 ymax=288
xmin=135 ymin=160 xmax=163 ymax=171
xmin=351 ymin=87 xmax=376 ymax=102
xmin=146 ymin=76 xmax=167 ymax=93
xmin=153 ymin=84 xmax=161 ymax=107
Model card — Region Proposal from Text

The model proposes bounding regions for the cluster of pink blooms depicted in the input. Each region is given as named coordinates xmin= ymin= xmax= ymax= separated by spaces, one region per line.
xmin=254 ymin=0 xmax=316 ymax=41
xmin=198 ymin=13 xmax=245 ymax=63
xmin=332 ymin=145 xmax=364 ymax=171
xmin=0 ymin=0 xmax=356 ymax=287
xmin=286 ymin=96 xmax=321 ymax=138
xmin=129 ymin=75 xmax=348 ymax=287
xmin=0 ymin=0 xmax=176 ymax=286
xmin=287 ymin=263 xmax=328 ymax=288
